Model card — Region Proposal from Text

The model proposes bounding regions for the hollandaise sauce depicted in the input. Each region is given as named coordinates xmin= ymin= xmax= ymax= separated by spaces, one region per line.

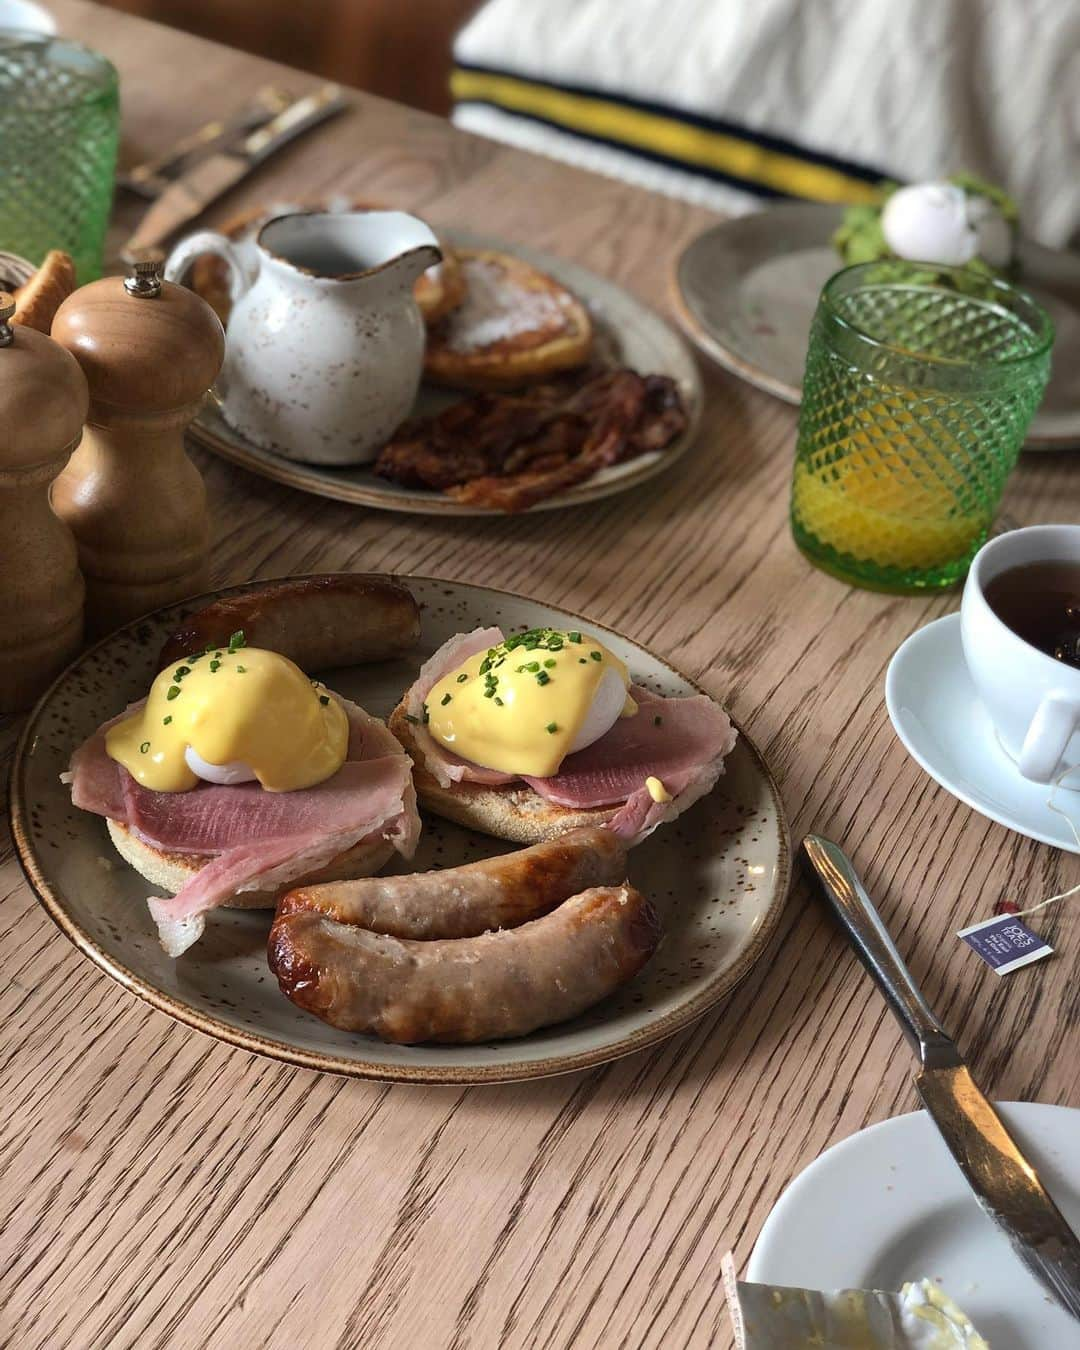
xmin=106 ymin=641 xmax=349 ymax=792
xmin=425 ymin=628 xmax=637 ymax=778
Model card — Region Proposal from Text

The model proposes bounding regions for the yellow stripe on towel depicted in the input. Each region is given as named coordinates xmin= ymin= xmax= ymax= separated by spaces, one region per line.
xmin=451 ymin=67 xmax=881 ymax=205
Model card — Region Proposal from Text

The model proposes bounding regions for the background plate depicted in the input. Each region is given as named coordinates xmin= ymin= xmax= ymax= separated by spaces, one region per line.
xmin=748 ymin=1102 xmax=1080 ymax=1348
xmin=673 ymin=201 xmax=1080 ymax=449
xmin=188 ymin=230 xmax=704 ymax=514
xmin=13 ymin=577 xmax=789 ymax=1084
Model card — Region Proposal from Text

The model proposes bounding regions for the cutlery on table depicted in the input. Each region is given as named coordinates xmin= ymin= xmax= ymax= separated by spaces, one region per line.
xmin=123 ymin=84 xmax=348 ymax=256
xmin=802 ymin=833 xmax=1080 ymax=1320
xmin=117 ymin=86 xmax=293 ymax=199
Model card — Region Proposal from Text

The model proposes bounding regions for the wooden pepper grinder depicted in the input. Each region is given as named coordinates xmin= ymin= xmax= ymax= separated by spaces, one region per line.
xmin=51 ymin=255 xmax=225 ymax=636
xmin=0 ymin=293 xmax=89 ymax=711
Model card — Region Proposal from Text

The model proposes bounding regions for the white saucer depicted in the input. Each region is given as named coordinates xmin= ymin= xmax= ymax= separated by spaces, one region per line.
xmin=748 ymin=1102 xmax=1080 ymax=1348
xmin=885 ymin=613 xmax=1080 ymax=853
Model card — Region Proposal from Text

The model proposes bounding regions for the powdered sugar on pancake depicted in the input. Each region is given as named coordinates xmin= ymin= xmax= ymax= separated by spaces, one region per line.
xmin=443 ymin=258 xmax=571 ymax=352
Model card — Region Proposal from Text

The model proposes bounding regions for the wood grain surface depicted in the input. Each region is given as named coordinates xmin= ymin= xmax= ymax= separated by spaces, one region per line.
xmin=2 ymin=5 xmax=1078 ymax=1347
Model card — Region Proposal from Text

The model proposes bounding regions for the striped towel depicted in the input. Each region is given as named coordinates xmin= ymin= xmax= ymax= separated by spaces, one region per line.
xmin=452 ymin=0 xmax=1080 ymax=248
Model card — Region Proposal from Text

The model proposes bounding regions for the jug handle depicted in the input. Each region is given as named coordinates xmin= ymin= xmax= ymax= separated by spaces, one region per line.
xmin=164 ymin=231 xmax=254 ymax=307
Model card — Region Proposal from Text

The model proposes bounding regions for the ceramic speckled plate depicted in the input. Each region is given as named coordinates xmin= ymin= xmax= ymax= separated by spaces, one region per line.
xmin=12 ymin=577 xmax=789 ymax=1084
xmin=187 ymin=230 xmax=703 ymax=515
xmin=673 ymin=201 xmax=1080 ymax=449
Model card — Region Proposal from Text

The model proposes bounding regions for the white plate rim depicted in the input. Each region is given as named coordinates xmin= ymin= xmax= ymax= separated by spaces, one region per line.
xmin=746 ymin=1101 xmax=1080 ymax=1340
xmin=885 ymin=613 xmax=1080 ymax=853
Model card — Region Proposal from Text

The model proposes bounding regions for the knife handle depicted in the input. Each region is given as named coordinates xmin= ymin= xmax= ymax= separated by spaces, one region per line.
xmin=801 ymin=835 xmax=958 ymax=1069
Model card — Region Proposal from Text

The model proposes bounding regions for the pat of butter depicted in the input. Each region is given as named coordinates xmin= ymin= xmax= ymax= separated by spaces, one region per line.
xmin=645 ymin=775 xmax=672 ymax=803
xmin=722 ymin=1254 xmax=988 ymax=1349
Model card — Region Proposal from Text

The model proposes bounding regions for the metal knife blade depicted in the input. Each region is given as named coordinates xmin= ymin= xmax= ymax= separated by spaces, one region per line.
xmin=917 ymin=1062 xmax=1080 ymax=1319
xmin=124 ymin=84 xmax=348 ymax=255
xmin=802 ymin=833 xmax=1080 ymax=1320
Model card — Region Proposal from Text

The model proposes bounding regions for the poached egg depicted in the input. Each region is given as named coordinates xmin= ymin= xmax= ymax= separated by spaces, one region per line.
xmin=882 ymin=182 xmax=1011 ymax=269
xmin=425 ymin=628 xmax=637 ymax=778
xmin=106 ymin=641 xmax=348 ymax=793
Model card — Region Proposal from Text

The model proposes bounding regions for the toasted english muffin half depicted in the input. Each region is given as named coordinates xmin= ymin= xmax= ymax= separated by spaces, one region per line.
xmin=187 ymin=197 xmax=465 ymax=327
xmin=388 ymin=701 xmax=616 ymax=844
xmin=106 ymin=819 xmax=396 ymax=910
xmin=14 ymin=249 xmax=77 ymax=333
xmin=423 ymin=248 xmax=593 ymax=392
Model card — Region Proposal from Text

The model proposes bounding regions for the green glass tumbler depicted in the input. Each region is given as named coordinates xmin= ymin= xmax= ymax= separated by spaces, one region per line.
xmin=791 ymin=262 xmax=1053 ymax=593
xmin=0 ymin=32 xmax=119 ymax=282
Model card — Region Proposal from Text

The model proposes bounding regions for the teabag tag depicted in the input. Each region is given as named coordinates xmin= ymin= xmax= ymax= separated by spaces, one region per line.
xmin=721 ymin=1255 xmax=989 ymax=1349
xmin=957 ymin=913 xmax=1053 ymax=974
xmin=957 ymin=754 xmax=1080 ymax=972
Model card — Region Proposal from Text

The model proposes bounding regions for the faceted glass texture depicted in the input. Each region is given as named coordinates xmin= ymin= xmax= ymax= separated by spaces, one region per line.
xmin=791 ymin=264 xmax=1053 ymax=592
xmin=0 ymin=34 xmax=119 ymax=283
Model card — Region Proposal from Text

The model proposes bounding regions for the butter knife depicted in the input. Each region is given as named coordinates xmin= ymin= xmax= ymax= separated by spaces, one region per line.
xmin=118 ymin=86 xmax=293 ymax=198
xmin=802 ymin=834 xmax=1080 ymax=1320
xmin=124 ymin=84 xmax=348 ymax=255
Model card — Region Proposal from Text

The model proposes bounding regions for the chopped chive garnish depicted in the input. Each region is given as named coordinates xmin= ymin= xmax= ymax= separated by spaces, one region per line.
xmin=421 ymin=703 xmax=430 ymax=725
xmin=536 ymin=671 xmax=551 ymax=686
xmin=494 ymin=696 xmax=504 ymax=706
xmin=545 ymin=722 xmax=558 ymax=734
xmin=404 ymin=714 xmax=419 ymax=724
xmin=319 ymin=695 xmax=330 ymax=705
xmin=209 ymin=659 xmax=221 ymax=672
xmin=525 ymin=661 xmax=540 ymax=673
xmin=543 ymin=658 xmax=556 ymax=668
xmin=236 ymin=665 xmax=247 ymax=673
xmin=228 ymin=629 xmax=246 ymax=652
xmin=440 ymin=693 xmax=452 ymax=706
xmin=163 ymin=715 xmax=172 ymax=726
xmin=166 ymin=685 xmax=180 ymax=700
xmin=456 ymin=673 xmax=468 ymax=683
xmin=139 ymin=741 xmax=150 ymax=753
xmin=568 ymin=632 xmax=582 ymax=643
xmin=590 ymin=651 xmax=602 ymax=661
xmin=173 ymin=666 xmax=190 ymax=681
xmin=483 ymin=687 xmax=495 ymax=698
xmin=579 ymin=657 xmax=588 ymax=664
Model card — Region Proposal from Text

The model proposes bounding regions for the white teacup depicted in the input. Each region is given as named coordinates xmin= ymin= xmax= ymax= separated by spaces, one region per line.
xmin=961 ymin=524 xmax=1080 ymax=785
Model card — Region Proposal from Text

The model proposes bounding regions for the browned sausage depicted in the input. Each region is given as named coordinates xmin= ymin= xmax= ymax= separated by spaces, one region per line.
xmin=158 ymin=574 xmax=420 ymax=671
xmin=278 ymin=826 xmax=626 ymax=938
xmin=268 ymin=884 xmax=660 ymax=1043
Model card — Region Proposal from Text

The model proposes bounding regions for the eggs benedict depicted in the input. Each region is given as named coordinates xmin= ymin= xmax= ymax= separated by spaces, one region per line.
xmin=390 ymin=625 xmax=737 ymax=847
xmin=424 ymin=628 xmax=637 ymax=778
xmin=105 ymin=639 xmax=349 ymax=793
xmin=67 ymin=628 xmax=420 ymax=957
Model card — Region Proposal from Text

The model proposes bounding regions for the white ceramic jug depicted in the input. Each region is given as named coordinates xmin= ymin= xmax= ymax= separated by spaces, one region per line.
xmin=165 ymin=210 xmax=441 ymax=465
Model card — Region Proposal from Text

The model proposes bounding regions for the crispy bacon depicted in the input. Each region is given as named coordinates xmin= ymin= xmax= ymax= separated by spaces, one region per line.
xmin=373 ymin=369 xmax=687 ymax=511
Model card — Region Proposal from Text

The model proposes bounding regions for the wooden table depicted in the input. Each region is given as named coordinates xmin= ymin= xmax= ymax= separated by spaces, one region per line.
xmin=3 ymin=5 xmax=1078 ymax=1346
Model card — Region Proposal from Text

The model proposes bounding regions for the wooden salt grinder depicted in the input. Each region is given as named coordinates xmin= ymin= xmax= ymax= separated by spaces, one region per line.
xmin=51 ymin=257 xmax=226 ymax=636
xmin=0 ymin=293 xmax=89 ymax=712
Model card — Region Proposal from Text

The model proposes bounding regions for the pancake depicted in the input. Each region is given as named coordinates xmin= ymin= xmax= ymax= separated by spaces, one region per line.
xmin=423 ymin=248 xmax=593 ymax=391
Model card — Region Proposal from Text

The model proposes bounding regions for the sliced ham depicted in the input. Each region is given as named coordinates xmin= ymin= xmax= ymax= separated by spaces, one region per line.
xmin=403 ymin=630 xmax=736 ymax=845
xmin=67 ymin=696 xmax=419 ymax=957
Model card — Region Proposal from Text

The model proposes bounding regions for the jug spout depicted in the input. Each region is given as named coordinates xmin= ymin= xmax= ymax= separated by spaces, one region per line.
xmin=359 ymin=211 xmax=442 ymax=292
xmin=257 ymin=209 xmax=441 ymax=295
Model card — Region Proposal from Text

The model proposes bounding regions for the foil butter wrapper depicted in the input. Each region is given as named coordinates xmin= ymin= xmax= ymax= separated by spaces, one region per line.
xmin=722 ymin=1255 xmax=990 ymax=1349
